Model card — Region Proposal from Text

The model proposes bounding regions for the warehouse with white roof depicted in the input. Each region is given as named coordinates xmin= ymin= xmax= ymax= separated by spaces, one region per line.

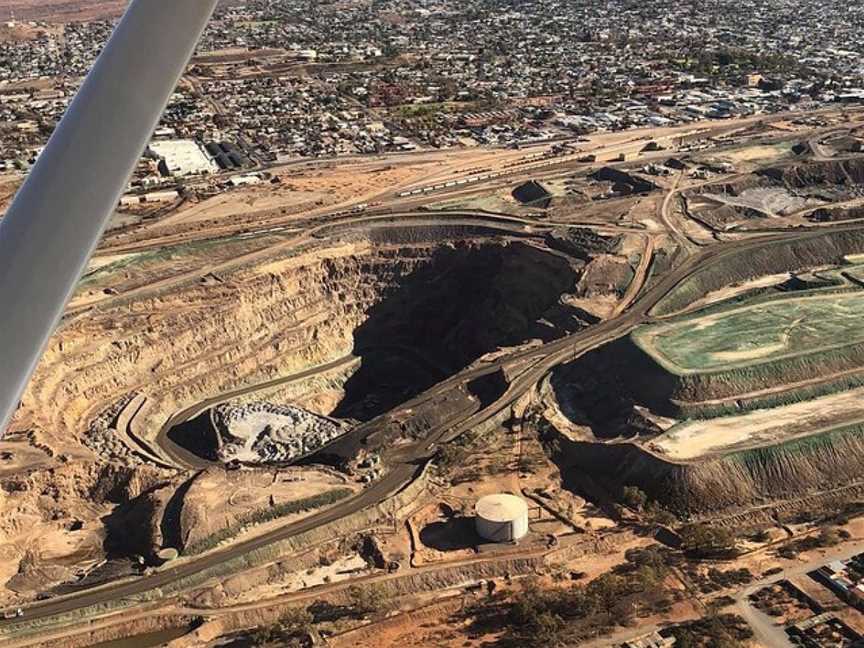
xmin=148 ymin=139 xmax=217 ymax=177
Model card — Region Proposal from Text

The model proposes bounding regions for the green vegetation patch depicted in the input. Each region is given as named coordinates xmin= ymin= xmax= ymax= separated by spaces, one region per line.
xmin=392 ymin=100 xmax=482 ymax=119
xmin=78 ymin=232 xmax=285 ymax=288
xmin=732 ymin=419 xmax=864 ymax=466
xmin=677 ymin=367 xmax=864 ymax=419
xmin=635 ymin=292 xmax=864 ymax=374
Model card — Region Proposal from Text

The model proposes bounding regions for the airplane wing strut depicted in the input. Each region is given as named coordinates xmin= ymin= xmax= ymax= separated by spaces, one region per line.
xmin=0 ymin=0 xmax=218 ymax=436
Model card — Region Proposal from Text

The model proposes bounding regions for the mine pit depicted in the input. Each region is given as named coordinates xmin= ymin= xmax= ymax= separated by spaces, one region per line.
xmin=150 ymin=225 xmax=616 ymax=468
xmin=212 ymin=402 xmax=349 ymax=465
xmin=9 ymin=219 xmax=631 ymax=601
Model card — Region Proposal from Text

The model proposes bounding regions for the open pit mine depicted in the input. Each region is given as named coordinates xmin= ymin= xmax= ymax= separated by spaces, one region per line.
xmin=210 ymin=402 xmax=347 ymax=465
xmin=9 ymin=112 xmax=864 ymax=646
xmin=0 ymin=215 xmax=623 ymax=593
xmin=543 ymin=226 xmax=864 ymax=516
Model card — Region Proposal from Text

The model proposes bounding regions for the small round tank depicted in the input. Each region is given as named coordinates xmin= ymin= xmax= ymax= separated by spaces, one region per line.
xmin=475 ymin=494 xmax=529 ymax=543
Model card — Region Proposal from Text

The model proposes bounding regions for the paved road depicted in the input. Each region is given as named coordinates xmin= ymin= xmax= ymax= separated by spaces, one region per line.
xmin=157 ymin=353 xmax=359 ymax=468
xmin=8 ymin=215 xmax=864 ymax=629
xmin=732 ymin=539 xmax=864 ymax=648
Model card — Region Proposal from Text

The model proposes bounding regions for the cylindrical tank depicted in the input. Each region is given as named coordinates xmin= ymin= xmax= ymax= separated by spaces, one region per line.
xmin=475 ymin=494 xmax=529 ymax=543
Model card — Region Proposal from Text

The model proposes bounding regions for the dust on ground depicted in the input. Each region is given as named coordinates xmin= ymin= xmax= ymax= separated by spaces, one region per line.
xmin=687 ymin=272 xmax=792 ymax=311
xmin=720 ymin=143 xmax=795 ymax=163
xmin=651 ymin=386 xmax=864 ymax=460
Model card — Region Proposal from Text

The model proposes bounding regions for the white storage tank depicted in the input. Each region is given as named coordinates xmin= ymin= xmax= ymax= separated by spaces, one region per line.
xmin=475 ymin=493 xmax=529 ymax=543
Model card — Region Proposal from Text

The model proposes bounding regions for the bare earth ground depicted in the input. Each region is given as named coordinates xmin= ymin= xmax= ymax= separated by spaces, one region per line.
xmin=687 ymin=272 xmax=792 ymax=312
xmin=0 ymin=0 xmax=126 ymax=22
xmin=652 ymin=385 xmax=864 ymax=460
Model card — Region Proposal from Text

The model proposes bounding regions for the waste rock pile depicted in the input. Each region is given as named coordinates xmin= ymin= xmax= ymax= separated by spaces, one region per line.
xmin=213 ymin=402 xmax=347 ymax=464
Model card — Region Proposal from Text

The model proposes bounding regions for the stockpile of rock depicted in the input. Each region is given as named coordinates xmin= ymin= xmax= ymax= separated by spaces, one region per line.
xmin=85 ymin=395 xmax=142 ymax=466
xmin=212 ymin=402 xmax=346 ymax=465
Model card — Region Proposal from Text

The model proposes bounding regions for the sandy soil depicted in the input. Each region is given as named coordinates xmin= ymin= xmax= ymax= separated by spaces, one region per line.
xmin=688 ymin=272 xmax=792 ymax=311
xmin=0 ymin=174 xmax=22 ymax=215
xmin=0 ymin=21 xmax=60 ymax=42
xmin=652 ymin=385 xmax=864 ymax=460
xmin=233 ymin=555 xmax=370 ymax=604
xmin=84 ymin=252 xmax=142 ymax=273
xmin=0 ymin=498 xmax=109 ymax=600
xmin=182 ymin=468 xmax=356 ymax=548
xmin=151 ymin=159 xmax=436 ymax=231
xmin=720 ymin=144 xmax=794 ymax=163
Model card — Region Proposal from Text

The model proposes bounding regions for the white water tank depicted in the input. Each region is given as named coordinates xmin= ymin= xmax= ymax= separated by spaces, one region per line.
xmin=475 ymin=494 xmax=529 ymax=543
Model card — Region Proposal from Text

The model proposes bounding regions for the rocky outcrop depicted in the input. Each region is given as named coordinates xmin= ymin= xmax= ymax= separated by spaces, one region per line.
xmin=0 ymin=461 xmax=166 ymax=509
xmin=809 ymin=204 xmax=864 ymax=223
xmin=758 ymin=158 xmax=864 ymax=190
xmin=590 ymin=167 xmax=658 ymax=195
xmin=212 ymin=402 xmax=347 ymax=464
xmin=545 ymin=227 xmax=621 ymax=260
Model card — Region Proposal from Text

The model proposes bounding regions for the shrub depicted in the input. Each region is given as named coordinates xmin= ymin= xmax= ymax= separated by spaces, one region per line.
xmin=184 ymin=488 xmax=353 ymax=555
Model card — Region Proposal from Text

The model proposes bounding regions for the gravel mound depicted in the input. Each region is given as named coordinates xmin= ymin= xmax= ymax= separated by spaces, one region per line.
xmin=213 ymin=402 xmax=346 ymax=464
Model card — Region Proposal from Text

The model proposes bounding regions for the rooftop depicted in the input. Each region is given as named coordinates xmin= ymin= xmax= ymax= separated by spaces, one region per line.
xmin=475 ymin=494 xmax=528 ymax=522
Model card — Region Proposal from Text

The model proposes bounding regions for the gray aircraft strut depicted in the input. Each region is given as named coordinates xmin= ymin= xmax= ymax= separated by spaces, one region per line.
xmin=0 ymin=0 xmax=218 ymax=436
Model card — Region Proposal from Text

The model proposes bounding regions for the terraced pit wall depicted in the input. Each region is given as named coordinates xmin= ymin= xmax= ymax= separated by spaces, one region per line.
xmin=626 ymin=336 xmax=864 ymax=417
xmin=653 ymin=229 xmax=864 ymax=317
xmin=549 ymin=334 xmax=864 ymax=425
xmin=544 ymin=417 xmax=864 ymax=515
xmin=28 ymin=222 xmax=586 ymax=464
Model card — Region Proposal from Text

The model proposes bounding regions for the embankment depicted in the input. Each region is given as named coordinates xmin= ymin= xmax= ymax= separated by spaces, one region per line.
xmin=544 ymin=418 xmax=864 ymax=515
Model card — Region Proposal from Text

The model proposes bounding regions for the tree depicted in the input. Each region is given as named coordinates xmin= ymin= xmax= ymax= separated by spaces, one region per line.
xmin=751 ymin=529 xmax=771 ymax=543
xmin=680 ymin=524 xmax=737 ymax=558
xmin=624 ymin=546 xmax=668 ymax=572
xmin=435 ymin=444 xmax=466 ymax=470
xmin=279 ymin=607 xmax=313 ymax=631
xmin=818 ymin=527 xmax=841 ymax=547
xmin=347 ymin=584 xmax=390 ymax=616
xmin=621 ymin=486 xmax=648 ymax=511
xmin=249 ymin=606 xmax=313 ymax=646
xmin=533 ymin=610 xmax=567 ymax=644
xmin=669 ymin=613 xmax=751 ymax=648
xmin=508 ymin=587 xmax=569 ymax=647
xmin=777 ymin=544 xmax=798 ymax=559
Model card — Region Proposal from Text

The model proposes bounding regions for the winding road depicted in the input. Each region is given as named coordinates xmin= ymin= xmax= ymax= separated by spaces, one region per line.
xmin=9 ymin=116 xmax=864 ymax=641
xmin=8 ymin=213 xmax=864 ymax=629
